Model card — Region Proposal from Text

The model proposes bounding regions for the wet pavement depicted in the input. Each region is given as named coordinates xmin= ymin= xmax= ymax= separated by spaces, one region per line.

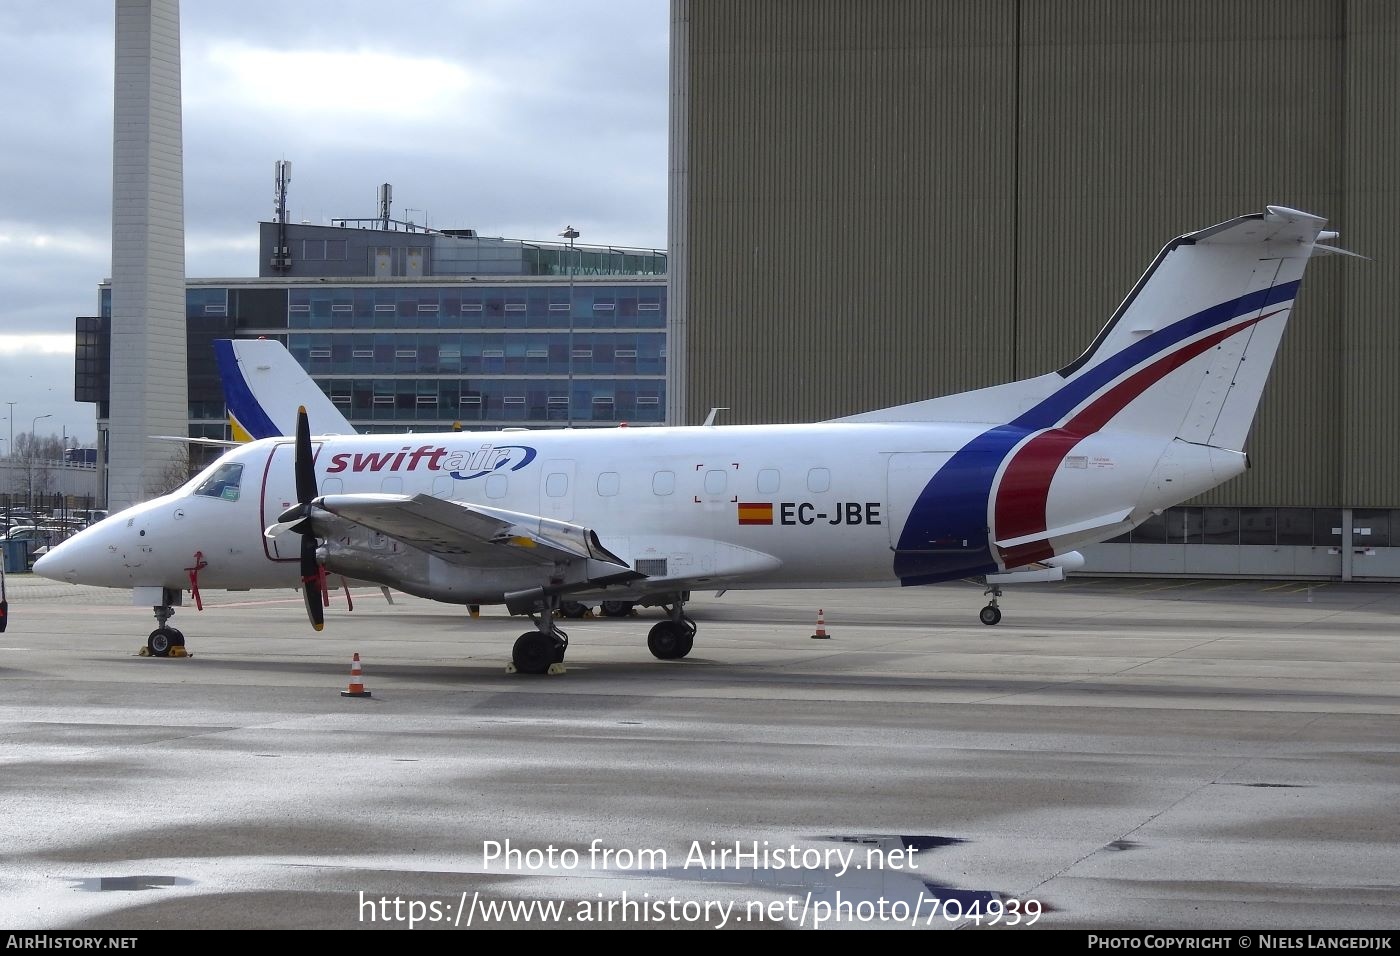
xmin=1 ymin=575 xmax=1397 ymax=929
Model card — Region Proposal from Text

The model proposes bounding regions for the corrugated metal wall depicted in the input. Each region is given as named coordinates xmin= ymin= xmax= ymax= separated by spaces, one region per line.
xmin=675 ymin=0 xmax=1396 ymax=509
xmin=681 ymin=0 xmax=1020 ymax=425
xmin=1341 ymin=1 xmax=1400 ymax=508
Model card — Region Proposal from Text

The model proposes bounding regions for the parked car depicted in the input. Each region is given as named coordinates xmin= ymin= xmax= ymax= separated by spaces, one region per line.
xmin=2 ymin=526 xmax=65 ymax=545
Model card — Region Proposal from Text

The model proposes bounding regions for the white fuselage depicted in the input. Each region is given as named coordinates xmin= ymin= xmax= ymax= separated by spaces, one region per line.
xmin=35 ymin=421 xmax=1236 ymax=604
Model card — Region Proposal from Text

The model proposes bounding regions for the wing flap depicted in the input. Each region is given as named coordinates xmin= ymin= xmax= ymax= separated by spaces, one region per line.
xmin=306 ymin=493 xmax=638 ymax=576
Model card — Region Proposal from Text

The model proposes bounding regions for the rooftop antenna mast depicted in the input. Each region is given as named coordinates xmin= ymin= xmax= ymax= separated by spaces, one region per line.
xmin=270 ymin=160 xmax=292 ymax=272
xmin=378 ymin=183 xmax=392 ymax=231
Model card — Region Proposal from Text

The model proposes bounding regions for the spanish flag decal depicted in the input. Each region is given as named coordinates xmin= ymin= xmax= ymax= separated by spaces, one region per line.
xmin=737 ymin=502 xmax=773 ymax=525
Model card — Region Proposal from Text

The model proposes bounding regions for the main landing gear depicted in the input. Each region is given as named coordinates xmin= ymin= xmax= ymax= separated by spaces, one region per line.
xmin=146 ymin=595 xmax=188 ymax=657
xmin=600 ymin=600 xmax=635 ymax=618
xmin=979 ymin=585 xmax=1003 ymax=626
xmin=507 ymin=591 xmax=697 ymax=672
xmin=510 ymin=595 xmax=570 ymax=675
xmin=647 ymin=595 xmax=696 ymax=661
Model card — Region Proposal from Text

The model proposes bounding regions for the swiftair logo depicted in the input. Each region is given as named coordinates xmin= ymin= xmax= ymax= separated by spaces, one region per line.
xmin=322 ymin=443 xmax=537 ymax=480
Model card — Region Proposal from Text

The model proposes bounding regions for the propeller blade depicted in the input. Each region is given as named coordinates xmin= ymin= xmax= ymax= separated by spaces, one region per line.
xmin=263 ymin=517 xmax=306 ymax=540
xmin=295 ymin=405 xmax=316 ymax=506
xmin=291 ymin=405 xmax=325 ymax=632
xmin=301 ymin=533 xmax=324 ymax=631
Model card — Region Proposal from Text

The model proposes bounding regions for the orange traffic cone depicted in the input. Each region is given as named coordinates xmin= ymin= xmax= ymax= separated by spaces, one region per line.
xmin=810 ymin=609 xmax=831 ymax=640
xmin=341 ymin=652 xmax=372 ymax=698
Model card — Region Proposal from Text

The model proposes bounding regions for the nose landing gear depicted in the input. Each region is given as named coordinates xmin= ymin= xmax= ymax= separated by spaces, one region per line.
xmin=142 ymin=589 xmax=190 ymax=657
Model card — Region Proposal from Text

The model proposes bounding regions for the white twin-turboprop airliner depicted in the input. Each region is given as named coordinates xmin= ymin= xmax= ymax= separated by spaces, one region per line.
xmin=35 ymin=206 xmax=1351 ymax=673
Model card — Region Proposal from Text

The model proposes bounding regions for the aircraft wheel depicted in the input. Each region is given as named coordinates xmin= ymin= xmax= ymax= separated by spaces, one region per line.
xmin=560 ymin=600 xmax=588 ymax=619
xmin=979 ymin=605 xmax=1002 ymax=626
xmin=168 ymin=628 xmax=186 ymax=647
xmin=512 ymin=632 xmax=556 ymax=675
xmin=147 ymin=627 xmax=178 ymax=657
xmin=600 ymin=600 xmax=634 ymax=618
xmin=647 ymin=620 xmax=695 ymax=660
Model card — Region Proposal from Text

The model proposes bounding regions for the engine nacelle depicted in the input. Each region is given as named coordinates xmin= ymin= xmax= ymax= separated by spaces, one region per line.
xmin=321 ymin=539 xmax=547 ymax=605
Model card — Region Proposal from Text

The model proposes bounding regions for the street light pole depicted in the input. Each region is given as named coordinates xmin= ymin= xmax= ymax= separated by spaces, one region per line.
xmin=30 ymin=413 xmax=51 ymax=513
xmin=559 ymin=226 xmax=579 ymax=427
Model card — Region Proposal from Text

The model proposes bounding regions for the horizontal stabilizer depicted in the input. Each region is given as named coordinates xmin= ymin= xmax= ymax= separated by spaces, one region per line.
xmin=994 ymin=509 xmax=1131 ymax=550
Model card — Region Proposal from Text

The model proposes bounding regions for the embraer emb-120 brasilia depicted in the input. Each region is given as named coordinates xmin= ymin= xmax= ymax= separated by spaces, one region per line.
xmin=35 ymin=206 xmax=1355 ymax=674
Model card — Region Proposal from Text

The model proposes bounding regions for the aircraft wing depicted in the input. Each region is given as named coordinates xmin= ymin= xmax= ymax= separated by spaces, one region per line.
xmin=305 ymin=493 xmax=643 ymax=580
xmin=151 ymin=435 xmax=243 ymax=448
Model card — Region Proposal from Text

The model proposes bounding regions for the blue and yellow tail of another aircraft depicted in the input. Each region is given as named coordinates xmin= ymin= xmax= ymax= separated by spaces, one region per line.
xmin=214 ymin=339 xmax=356 ymax=440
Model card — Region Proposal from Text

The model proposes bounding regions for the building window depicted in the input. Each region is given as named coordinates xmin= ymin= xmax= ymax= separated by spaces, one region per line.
xmin=1353 ymin=509 xmax=1389 ymax=547
xmin=1238 ymin=508 xmax=1276 ymax=545
xmin=1277 ymin=509 xmax=1313 ymax=545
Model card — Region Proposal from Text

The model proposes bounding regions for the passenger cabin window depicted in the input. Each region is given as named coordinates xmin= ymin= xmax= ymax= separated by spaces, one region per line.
xmin=757 ymin=469 xmax=780 ymax=494
xmin=597 ymin=472 xmax=621 ymax=497
xmin=546 ymin=473 xmax=569 ymax=498
xmin=192 ymin=462 xmax=243 ymax=502
xmin=807 ymin=468 xmax=831 ymax=493
xmin=485 ymin=474 xmax=508 ymax=499
xmin=653 ymin=470 xmax=675 ymax=496
xmin=704 ymin=469 xmax=728 ymax=495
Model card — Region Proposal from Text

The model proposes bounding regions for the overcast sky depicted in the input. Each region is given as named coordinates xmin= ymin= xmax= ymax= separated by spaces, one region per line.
xmin=0 ymin=0 xmax=670 ymax=448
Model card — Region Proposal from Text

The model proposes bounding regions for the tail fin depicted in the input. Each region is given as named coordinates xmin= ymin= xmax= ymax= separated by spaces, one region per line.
xmin=838 ymin=205 xmax=1337 ymax=452
xmin=214 ymin=338 xmax=356 ymax=440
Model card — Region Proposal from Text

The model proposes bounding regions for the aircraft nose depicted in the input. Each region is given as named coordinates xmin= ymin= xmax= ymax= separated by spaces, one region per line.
xmin=31 ymin=532 xmax=102 ymax=585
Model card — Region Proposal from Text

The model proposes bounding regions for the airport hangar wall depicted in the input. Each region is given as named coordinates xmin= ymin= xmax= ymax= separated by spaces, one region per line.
xmin=669 ymin=0 xmax=1400 ymax=579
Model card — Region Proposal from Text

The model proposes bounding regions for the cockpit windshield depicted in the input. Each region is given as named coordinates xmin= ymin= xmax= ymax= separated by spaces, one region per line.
xmin=192 ymin=462 xmax=244 ymax=501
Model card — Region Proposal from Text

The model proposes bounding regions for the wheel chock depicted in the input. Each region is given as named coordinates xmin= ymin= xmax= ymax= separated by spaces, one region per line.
xmin=505 ymin=662 xmax=567 ymax=675
xmin=138 ymin=645 xmax=193 ymax=658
